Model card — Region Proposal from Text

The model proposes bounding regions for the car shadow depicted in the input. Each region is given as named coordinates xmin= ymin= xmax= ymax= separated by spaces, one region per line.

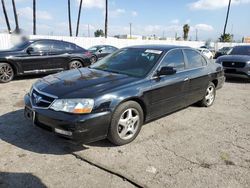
xmin=225 ymin=77 xmax=250 ymax=84
xmin=13 ymin=74 xmax=48 ymax=81
xmin=0 ymin=172 xmax=47 ymax=188
xmin=0 ymin=109 xmax=87 ymax=155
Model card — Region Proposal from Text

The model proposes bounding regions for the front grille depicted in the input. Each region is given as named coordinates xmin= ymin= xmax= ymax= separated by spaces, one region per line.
xmin=222 ymin=61 xmax=246 ymax=68
xmin=31 ymin=88 xmax=56 ymax=108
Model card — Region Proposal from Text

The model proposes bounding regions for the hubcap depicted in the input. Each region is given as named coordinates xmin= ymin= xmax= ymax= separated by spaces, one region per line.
xmin=0 ymin=64 xmax=14 ymax=82
xmin=117 ymin=108 xmax=140 ymax=140
xmin=70 ymin=61 xmax=83 ymax=69
xmin=205 ymin=86 xmax=215 ymax=105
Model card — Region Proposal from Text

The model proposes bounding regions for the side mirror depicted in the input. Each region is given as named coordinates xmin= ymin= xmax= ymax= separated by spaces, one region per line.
xmin=98 ymin=49 xmax=103 ymax=53
xmin=157 ymin=66 xmax=176 ymax=76
xmin=26 ymin=47 xmax=34 ymax=54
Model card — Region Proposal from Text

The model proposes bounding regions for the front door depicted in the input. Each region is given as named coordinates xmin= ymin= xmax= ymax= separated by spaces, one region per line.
xmin=147 ymin=49 xmax=189 ymax=119
xmin=20 ymin=41 xmax=52 ymax=73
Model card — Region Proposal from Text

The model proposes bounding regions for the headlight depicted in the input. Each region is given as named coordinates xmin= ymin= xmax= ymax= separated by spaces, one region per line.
xmin=50 ymin=99 xmax=94 ymax=114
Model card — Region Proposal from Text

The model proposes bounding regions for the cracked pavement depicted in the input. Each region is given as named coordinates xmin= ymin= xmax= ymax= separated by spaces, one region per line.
xmin=0 ymin=76 xmax=249 ymax=188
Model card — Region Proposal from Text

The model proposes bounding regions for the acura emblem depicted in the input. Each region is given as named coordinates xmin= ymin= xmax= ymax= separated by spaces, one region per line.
xmin=33 ymin=93 xmax=42 ymax=104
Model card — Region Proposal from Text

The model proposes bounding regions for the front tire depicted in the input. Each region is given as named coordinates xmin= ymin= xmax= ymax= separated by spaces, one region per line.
xmin=69 ymin=60 xmax=83 ymax=70
xmin=0 ymin=63 xmax=14 ymax=83
xmin=90 ymin=56 xmax=97 ymax=64
xmin=108 ymin=101 xmax=144 ymax=146
xmin=198 ymin=82 xmax=216 ymax=107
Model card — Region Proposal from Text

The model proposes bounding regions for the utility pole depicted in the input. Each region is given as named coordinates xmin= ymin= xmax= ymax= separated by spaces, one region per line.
xmin=88 ymin=24 xmax=90 ymax=37
xmin=129 ymin=23 xmax=132 ymax=39
xmin=195 ymin=29 xmax=198 ymax=41
xmin=1 ymin=0 xmax=11 ymax=33
xmin=223 ymin=0 xmax=231 ymax=37
xmin=12 ymin=0 xmax=20 ymax=33
xmin=104 ymin=0 xmax=108 ymax=38
xmin=33 ymin=0 xmax=36 ymax=35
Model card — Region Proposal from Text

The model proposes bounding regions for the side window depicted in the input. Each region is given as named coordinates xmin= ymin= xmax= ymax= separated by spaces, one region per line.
xmin=52 ymin=41 xmax=75 ymax=51
xmin=184 ymin=49 xmax=203 ymax=69
xmin=30 ymin=41 xmax=52 ymax=52
xmin=161 ymin=49 xmax=185 ymax=71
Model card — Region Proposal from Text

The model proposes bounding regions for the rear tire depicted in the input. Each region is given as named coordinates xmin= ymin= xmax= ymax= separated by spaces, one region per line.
xmin=0 ymin=63 xmax=14 ymax=83
xmin=69 ymin=60 xmax=83 ymax=69
xmin=108 ymin=101 xmax=144 ymax=146
xmin=197 ymin=82 xmax=216 ymax=107
xmin=90 ymin=56 xmax=97 ymax=64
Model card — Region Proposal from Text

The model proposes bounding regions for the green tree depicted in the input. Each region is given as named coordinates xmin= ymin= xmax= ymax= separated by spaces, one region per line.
xmin=94 ymin=29 xmax=104 ymax=37
xmin=183 ymin=24 xmax=190 ymax=41
xmin=219 ymin=33 xmax=233 ymax=42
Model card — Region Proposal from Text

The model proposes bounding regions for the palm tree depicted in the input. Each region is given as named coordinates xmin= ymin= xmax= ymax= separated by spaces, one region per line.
xmin=104 ymin=0 xmax=108 ymax=38
xmin=222 ymin=0 xmax=232 ymax=41
xmin=1 ymin=0 xmax=11 ymax=33
xmin=68 ymin=0 xmax=72 ymax=36
xmin=76 ymin=0 xmax=83 ymax=37
xmin=183 ymin=24 xmax=190 ymax=41
xmin=33 ymin=0 xmax=36 ymax=35
xmin=11 ymin=0 xmax=20 ymax=33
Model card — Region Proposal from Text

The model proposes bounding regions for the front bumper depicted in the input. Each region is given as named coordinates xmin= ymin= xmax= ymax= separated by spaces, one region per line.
xmin=223 ymin=66 xmax=250 ymax=79
xmin=24 ymin=94 xmax=112 ymax=143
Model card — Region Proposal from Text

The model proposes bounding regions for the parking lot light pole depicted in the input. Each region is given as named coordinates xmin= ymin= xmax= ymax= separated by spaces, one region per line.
xmin=223 ymin=0 xmax=231 ymax=38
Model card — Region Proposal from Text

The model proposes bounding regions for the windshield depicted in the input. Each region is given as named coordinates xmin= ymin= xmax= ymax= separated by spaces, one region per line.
xmin=10 ymin=41 xmax=32 ymax=50
xmin=90 ymin=48 xmax=163 ymax=77
xmin=230 ymin=46 xmax=250 ymax=55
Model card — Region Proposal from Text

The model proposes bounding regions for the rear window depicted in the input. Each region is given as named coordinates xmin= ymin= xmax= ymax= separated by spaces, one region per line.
xmin=184 ymin=49 xmax=204 ymax=69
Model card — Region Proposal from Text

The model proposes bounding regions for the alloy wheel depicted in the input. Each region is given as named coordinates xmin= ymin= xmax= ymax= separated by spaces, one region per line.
xmin=0 ymin=64 xmax=14 ymax=83
xmin=205 ymin=86 xmax=215 ymax=106
xmin=117 ymin=108 xmax=140 ymax=140
xmin=69 ymin=60 xmax=83 ymax=69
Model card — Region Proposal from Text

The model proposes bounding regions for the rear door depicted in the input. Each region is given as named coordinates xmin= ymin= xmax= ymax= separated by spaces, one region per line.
xmin=20 ymin=41 xmax=52 ymax=73
xmin=48 ymin=41 xmax=73 ymax=69
xmin=148 ymin=49 xmax=190 ymax=119
xmin=183 ymin=49 xmax=210 ymax=105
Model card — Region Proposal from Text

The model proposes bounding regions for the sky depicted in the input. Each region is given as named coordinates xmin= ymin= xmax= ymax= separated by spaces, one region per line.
xmin=0 ymin=0 xmax=249 ymax=41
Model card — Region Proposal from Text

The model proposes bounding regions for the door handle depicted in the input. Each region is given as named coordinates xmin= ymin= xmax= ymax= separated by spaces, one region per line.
xmin=184 ymin=78 xmax=189 ymax=81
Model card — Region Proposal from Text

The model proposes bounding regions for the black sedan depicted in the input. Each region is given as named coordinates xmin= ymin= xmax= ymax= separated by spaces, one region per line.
xmin=88 ymin=45 xmax=118 ymax=62
xmin=0 ymin=39 xmax=94 ymax=83
xmin=216 ymin=45 xmax=250 ymax=79
xmin=24 ymin=45 xmax=225 ymax=145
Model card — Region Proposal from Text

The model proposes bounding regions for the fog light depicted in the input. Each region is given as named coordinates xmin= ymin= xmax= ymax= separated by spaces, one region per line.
xmin=55 ymin=128 xmax=72 ymax=136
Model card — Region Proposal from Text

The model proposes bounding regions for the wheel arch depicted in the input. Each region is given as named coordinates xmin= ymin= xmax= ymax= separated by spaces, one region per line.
xmin=0 ymin=61 xmax=18 ymax=75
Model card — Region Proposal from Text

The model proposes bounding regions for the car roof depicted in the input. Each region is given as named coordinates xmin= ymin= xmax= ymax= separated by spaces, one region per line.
xmin=127 ymin=45 xmax=190 ymax=51
xmin=27 ymin=39 xmax=72 ymax=44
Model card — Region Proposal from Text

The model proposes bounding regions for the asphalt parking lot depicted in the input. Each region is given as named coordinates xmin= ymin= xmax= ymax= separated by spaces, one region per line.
xmin=0 ymin=76 xmax=249 ymax=188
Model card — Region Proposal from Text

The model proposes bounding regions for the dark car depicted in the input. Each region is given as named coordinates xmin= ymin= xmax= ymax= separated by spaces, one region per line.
xmin=214 ymin=47 xmax=232 ymax=59
xmin=0 ymin=39 xmax=93 ymax=83
xmin=216 ymin=45 xmax=250 ymax=79
xmin=88 ymin=45 xmax=118 ymax=62
xmin=24 ymin=45 xmax=225 ymax=145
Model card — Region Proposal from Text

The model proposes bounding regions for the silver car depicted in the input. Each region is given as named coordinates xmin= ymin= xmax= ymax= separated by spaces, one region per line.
xmin=216 ymin=45 xmax=250 ymax=79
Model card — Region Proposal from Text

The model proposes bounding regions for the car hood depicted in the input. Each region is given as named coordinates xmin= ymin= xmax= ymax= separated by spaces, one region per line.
xmin=34 ymin=68 xmax=139 ymax=98
xmin=217 ymin=55 xmax=250 ymax=62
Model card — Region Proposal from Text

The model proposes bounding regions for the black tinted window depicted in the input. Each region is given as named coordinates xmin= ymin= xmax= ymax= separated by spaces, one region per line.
xmin=52 ymin=41 xmax=75 ymax=51
xmin=161 ymin=49 xmax=185 ymax=71
xmin=230 ymin=46 xmax=250 ymax=55
xmin=184 ymin=49 xmax=203 ymax=69
xmin=30 ymin=41 xmax=52 ymax=52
